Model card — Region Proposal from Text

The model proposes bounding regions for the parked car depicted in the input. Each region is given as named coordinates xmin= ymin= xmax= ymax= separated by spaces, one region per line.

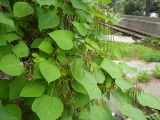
xmin=149 ymin=12 xmax=159 ymax=17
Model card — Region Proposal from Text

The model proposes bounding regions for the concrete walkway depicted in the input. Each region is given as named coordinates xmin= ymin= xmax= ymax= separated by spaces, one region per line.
xmin=105 ymin=35 xmax=136 ymax=43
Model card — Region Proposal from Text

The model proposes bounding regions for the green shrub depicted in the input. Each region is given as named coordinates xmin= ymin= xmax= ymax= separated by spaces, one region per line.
xmin=154 ymin=64 xmax=160 ymax=79
xmin=137 ymin=71 xmax=151 ymax=82
xmin=147 ymin=37 xmax=160 ymax=46
xmin=143 ymin=54 xmax=160 ymax=62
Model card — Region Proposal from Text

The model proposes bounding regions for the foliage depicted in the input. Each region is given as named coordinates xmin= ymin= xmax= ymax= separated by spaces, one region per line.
xmin=99 ymin=41 xmax=160 ymax=61
xmin=136 ymin=71 xmax=151 ymax=83
xmin=143 ymin=54 xmax=160 ymax=62
xmin=0 ymin=0 xmax=159 ymax=120
xmin=146 ymin=113 xmax=160 ymax=120
xmin=147 ymin=37 xmax=160 ymax=46
xmin=154 ymin=64 xmax=160 ymax=79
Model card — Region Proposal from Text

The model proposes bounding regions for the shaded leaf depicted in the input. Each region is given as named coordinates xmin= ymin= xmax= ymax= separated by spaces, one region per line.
xmin=13 ymin=2 xmax=34 ymax=17
xmin=70 ymin=0 xmax=88 ymax=11
xmin=4 ymin=104 xmax=22 ymax=120
xmin=71 ymin=80 xmax=87 ymax=95
xmin=0 ymin=104 xmax=16 ymax=120
xmin=38 ymin=8 xmax=60 ymax=31
xmin=112 ymin=89 xmax=132 ymax=104
xmin=73 ymin=93 xmax=89 ymax=108
xmin=9 ymin=76 xmax=27 ymax=100
xmin=0 ymin=33 xmax=20 ymax=46
xmin=0 ymin=12 xmax=15 ymax=28
xmin=0 ymin=80 xmax=9 ymax=99
xmin=20 ymin=80 xmax=46 ymax=97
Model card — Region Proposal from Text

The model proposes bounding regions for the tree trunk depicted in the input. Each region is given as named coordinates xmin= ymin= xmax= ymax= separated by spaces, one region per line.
xmin=145 ymin=0 xmax=151 ymax=16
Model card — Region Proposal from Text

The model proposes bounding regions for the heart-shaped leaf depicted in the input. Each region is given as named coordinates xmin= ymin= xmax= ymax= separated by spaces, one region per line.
xmin=49 ymin=30 xmax=74 ymax=50
xmin=39 ymin=61 xmax=61 ymax=83
xmin=13 ymin=2 xmax=34 ymax=17
xmin=38 ymin=8 xmax=60 ymax=31
xmin=0 ymin=54 xmax=24 ymax=76
xmin=32 ymin=95 xmax=64 ymax=120
xmin=137 ymin=92 xmax=160 ymax=110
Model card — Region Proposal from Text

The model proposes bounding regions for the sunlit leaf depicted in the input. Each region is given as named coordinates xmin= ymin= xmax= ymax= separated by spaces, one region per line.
xmin=49 ymin=30 xmax=74 ymax=50
xmin=138 ymin=92 xmax=160 ymax=110
xmin=39 ymin=61 xmax=61 ymax=83
xmin=0 ymin=54 xmax=24 ymax=76
xmin=32 ymin=95 xmax=64 ymax=120
xmin=118 ymin=103 xmax=146 ymax=120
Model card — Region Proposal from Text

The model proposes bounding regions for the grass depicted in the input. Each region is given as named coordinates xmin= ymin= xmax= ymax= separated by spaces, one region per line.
xmin=154 ymin=64 xmax=160 ymax=79
xmin=99 ymin=41 xmax=160 ymax=62
xmin=136 ymin=71 xmax=151 ymax=83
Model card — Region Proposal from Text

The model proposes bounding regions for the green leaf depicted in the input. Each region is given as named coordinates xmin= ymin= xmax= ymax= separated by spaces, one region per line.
xmin=0 ymin=54 xmax=24 ymax=76
xmin=38 ymin=40 xmax=53 ymax=54
xmin=31 ymin=38 xmax=43 ymax=48
xmin=99 ymin=0 xmax=112 ymax=4
xmin=100 ymin=59 xmax=123 ymax=79
xmin=0 ymin=46 xmax=12 ymax=58
xmin=31 ymin=38 xmax=53 ymax=54
xmin=70 ymin=0 xmax=88 ymax=11
xmin=71 ymin=80 xmax=87 ymax=95
xmin=115 ymin=78 xmax=132 ymax=92
xmin=63 ymin=116 xmax=72 ymax=120
xmin=39 ymin=61 xmax=61 ymax=83
xmin=76 ymin=71 xmax=101 ymax=100
xmin=0 ymin=80 xmax=9 ymax=99
xmin=36 ymin=0 xmax=57 ymax=6
xmin=85 ymin=38 xmax=99 ymax=50
xmin=32 ymin=95 xmax=64 ymax=120
xmin=0 ymin=33 xmax=20 ymax=46
xmin=72 ymin=59 xmax=101 ymax=100
xmin=137 ymin=92 xmax=160 ymax=110
xmin=119 ymin=103 xmax=146 ymax=120
xmin=12 ymin=41 xmax=29 ymax=58
xmin=49 ymin=30 xmax=74 ymax=50
xmin=33 ymin=63 xmax=43 ymax=79
xmin=112 ymin=89 xmax=132 ymax=104
xmin=93 ymin=69 xmax=105 ymax=83
xmin=90 ymin=105 xmax=114 ymax=120
xmin=4 ymin=104 xmax=22 ymax=120
xmin=38 ymin=8 xmax=60 ymax=31
xmin=9 ymin=77 xmax=27 ymax=100
xmin=0 ymin=12 xmax=15 ymax=29
xmin=0 ymin=104 xmax=17 ymax=120
xmin=119 ymin=62 xmax=137 ymax=74
xmin=79 ymin=111 xmax=90 ymax=120
xmin=71 ymin=58 xmax=85 ymax=80
xmin=20 ymin=80 xmax=46 ymax=97
xmin=63 ymin=3 xmax=74 ymax=15
xmin=73 ymin=93 xmax=89 ymax=108
xmin=13 ymin=2 xmax=34 ymax=17
xmin=72 ymin=22 xmax=87 ymax=36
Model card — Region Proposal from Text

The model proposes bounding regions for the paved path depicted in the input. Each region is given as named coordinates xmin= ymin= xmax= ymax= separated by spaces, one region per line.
xmin=105 ymin=35 xmax=137 ymax=43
